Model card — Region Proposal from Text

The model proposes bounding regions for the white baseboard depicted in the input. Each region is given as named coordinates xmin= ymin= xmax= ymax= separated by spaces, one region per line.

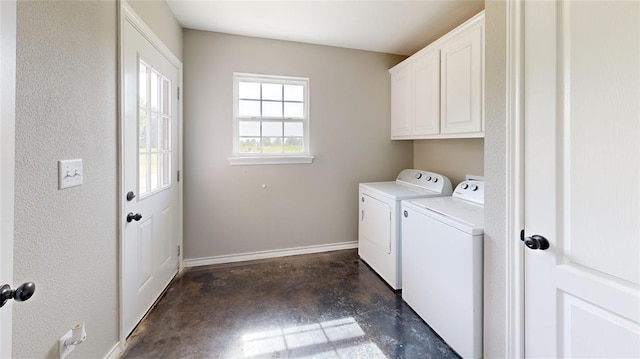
xmin=183 ymin=241 xmax=358 ymax=268
xmin=104 ymin=342 xmax=122 ymax=359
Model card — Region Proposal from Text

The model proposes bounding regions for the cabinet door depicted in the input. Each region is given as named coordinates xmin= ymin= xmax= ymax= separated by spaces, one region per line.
xmin=390 ymin=66 xmax=412 ymax=138
xmin=413 ymin=49 xmax=441 ymax=135
xmin=440 ymin=23 xmax=483 ymax=134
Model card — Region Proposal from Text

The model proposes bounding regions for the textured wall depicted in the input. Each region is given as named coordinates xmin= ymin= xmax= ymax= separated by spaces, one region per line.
xmin=127 ymin=0 xmax=183 ymax=61
xmin=483 ymin=0 xmax=508 ymax=356
xmin=413 ymin=138 xmax=484 ymax=186
xmin=13 ymin=1 xmax=118 ymax=358
xmin=183 ymin=30 xmax=412 ymax=259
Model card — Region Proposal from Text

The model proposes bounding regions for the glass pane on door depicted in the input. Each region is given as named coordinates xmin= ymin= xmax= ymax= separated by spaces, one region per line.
xmin=139 ymin=59 xmax=172 ymax=197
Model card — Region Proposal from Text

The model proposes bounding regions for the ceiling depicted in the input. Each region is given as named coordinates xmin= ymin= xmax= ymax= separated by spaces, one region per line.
xmin=166 ymin=0 xmax=485 ymax=56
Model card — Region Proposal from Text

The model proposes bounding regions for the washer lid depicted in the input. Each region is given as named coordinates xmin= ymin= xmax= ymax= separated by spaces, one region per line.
xmin=405 ymin=196 xmax=484 ymax=235
xmin=360 ymin=181 xmax=444 ymax=200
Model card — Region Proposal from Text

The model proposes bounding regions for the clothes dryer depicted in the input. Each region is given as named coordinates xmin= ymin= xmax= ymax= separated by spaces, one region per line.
xmin=358 ymin=169 xmax=452 ymax=289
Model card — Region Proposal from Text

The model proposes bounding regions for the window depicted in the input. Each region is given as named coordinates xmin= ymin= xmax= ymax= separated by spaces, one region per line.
xmin=139 ymin=59 xmax=172 ymax=196
xmin=230 ymin=73 xmax=313 ymax=165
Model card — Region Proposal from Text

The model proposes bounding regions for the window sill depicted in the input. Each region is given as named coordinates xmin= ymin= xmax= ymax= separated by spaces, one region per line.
xmin=228 ymin=155 xmax=314 ymax=166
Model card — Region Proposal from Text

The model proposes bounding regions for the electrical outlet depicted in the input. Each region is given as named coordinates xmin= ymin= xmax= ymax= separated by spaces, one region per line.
xmin=58 ymin=159 xmax=83 ymax=189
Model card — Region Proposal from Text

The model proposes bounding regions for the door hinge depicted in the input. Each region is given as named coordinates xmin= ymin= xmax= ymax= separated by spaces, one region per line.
xmin=177 ymin=86 xmax=180 ymax=100
xmin=177 ymin=170 xmax=180 ymax=182
xmin=177 ymin=245 xmax=181 ymax=257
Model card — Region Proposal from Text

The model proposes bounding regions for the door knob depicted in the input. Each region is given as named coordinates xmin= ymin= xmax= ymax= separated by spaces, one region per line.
xmin=126 ymin=212 xmax=142 ymax=223
xmin=0 ymin=282 xmax=36 ymax=308
xmin=520 ymin=230 xmax=550 ymax=250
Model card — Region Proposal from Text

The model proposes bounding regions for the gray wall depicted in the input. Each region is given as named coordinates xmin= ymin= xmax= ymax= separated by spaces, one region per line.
xmin=183 ymin=30 xmax=412 ymax=260
xmin=483 ymin=0 xmax=508 ymax=357
xmin=127 ymin=0 xmax=183 ymax=61
xmin=413 ymin=138 xmax=484 ymax=186
xmin=12 ymin=1 xmax=183 ymax=357
xmin=13 ymin=1 xmax=118 ymax=357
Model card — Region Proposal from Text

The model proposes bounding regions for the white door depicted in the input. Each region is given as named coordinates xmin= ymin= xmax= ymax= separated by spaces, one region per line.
xmin=523 ymin=1 xmax=640 ymax=357
xmin=122 ymin=18 xmax=179 ymax=337
xmin=1 ymin=0 xmax=16 ymax=356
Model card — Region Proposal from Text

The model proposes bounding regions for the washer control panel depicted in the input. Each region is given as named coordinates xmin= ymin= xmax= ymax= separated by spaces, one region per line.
xmin=396 ymin=169 xmax=453 ymax=194
xmin=453 ymin=180 xmax=484 ymax=205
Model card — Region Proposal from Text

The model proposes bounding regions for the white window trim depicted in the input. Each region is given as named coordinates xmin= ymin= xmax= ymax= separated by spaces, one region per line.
xmin=229 ymin=73 xmax=313 ymax=165
xmin=228 ymin=156 xmax=314 ymax=166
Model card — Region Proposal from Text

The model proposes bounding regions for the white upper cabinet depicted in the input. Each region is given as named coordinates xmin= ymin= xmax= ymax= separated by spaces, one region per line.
xmin=390 ymin=11 xmax=484 ymax=140
xmin=440 ymin=22 xmax=483 ymax=135
xmin=390 ymin=63 xmax=413 ymax=137
xmin=390 ymin=48 xmax=440 ymax=139
xmin=413 ymin=48 xmax=441 ymax=136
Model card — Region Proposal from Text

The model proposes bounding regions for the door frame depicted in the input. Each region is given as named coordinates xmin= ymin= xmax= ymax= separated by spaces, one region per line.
xmin=117 ymin=1 xmax=184 ymax=351
xmin=505 ymin=0 xmax=526 ymax=357
xmin=0 ymin=0 xmax=16 ymax=356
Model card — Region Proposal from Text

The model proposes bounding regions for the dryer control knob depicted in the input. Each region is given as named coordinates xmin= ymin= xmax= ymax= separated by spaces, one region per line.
xmin=415 ymin=173 xmax=422 ymax=179
xmin=461 ymin=183 xmax=469 ymax=189
xmin=433 ymin=177 xmax=438 ymax=183
xmin=426 ymin=176 xmax=432 ymax=181
xmin=471 ymin=184 xmax=479 ymax=191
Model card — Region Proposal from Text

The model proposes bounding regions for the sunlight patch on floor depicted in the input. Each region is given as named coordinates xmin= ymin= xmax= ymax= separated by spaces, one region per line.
xmin=242 ymin=316 xmax=385 ymax=358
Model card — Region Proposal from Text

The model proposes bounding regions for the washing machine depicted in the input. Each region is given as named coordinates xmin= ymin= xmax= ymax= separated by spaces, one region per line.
xmin=358 ymin=169 xmax=453 ymax=290
xmin=401 ymin=179 xmax=484 ymax=359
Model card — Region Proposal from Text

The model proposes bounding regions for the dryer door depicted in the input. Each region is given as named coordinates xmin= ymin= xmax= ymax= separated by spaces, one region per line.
xmin=360 ymin=193 xmax=392 ymax=254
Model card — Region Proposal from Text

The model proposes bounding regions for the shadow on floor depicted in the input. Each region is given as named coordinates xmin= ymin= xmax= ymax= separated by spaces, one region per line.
xmin=121 ymin=249 xmax=460 ymax=359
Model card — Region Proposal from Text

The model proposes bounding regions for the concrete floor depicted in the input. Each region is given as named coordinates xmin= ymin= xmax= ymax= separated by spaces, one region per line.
xmin=121 ymin=249 xmax=460 ymax=359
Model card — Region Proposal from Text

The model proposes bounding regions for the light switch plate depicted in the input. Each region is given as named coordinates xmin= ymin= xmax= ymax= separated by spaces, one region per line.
xmin=58 ymin=159 xmax=83 ymax=189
